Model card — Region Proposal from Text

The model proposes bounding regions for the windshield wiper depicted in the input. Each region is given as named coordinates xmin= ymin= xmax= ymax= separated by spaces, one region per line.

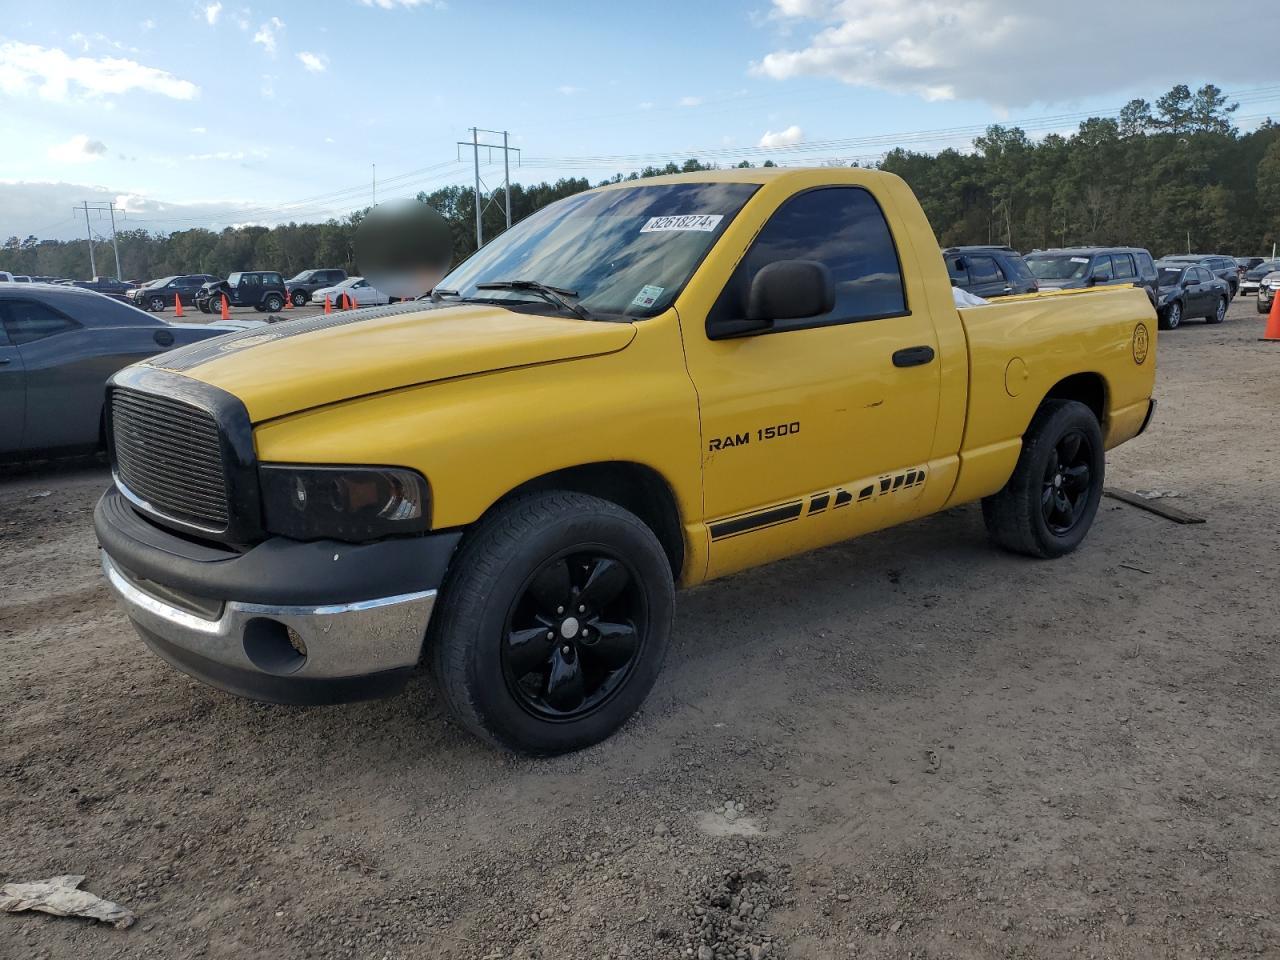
xmin=474 ymin=279 xmax=594 ymax=321
xmin=430 ymin=287 xmax=460 ymax=303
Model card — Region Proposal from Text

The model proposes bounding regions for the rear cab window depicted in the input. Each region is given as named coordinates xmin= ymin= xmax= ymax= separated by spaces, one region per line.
xmin=0 ymin=298 xmax=82 ymax=344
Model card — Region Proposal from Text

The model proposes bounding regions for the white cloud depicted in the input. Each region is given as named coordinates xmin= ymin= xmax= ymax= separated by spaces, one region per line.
xmin=48 ymin=134 xmax=109 ymax=163
xmin=253 ymin=17 xmax=285 ymax=54
xmin=557 ymin=84 xmax=580 ymax=96
xmin=297 ymin=51 xmax=327 ymax=73
xmin=678 ymin=95 xmax=702 ymax=107
xmin=190 ymin=126 xmax=207 ymax=134
xmin=753 ymin=0 xmax=1277 ymax=107
xmin=758 ymin=124 xmax=804 ymax=147
xmin=204 ymin=3 xmax=222 ymax=25
xmin=0 ymin=42 xmax=198 ymax=101
xmin=358 ymin=0 xmax=446 ymax=8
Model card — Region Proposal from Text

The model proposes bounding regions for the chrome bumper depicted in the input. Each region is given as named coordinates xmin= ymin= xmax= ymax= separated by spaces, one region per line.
xmin=102 ymin=551 xmax=436 ymax=703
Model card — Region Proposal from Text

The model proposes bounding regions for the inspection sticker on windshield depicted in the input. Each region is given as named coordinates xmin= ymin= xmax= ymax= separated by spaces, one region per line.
xmin=1070 ymin=256 xmax=1090 ymax=263
xmin=640 ymin=214 xmax=723 ymax=233
xmin=631 ymin=284 xmax=665 ymax=308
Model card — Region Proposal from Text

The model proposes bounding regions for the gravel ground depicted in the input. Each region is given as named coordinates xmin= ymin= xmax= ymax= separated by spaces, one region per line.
xmin=2 ymin=298 xmax=1277 ymax=960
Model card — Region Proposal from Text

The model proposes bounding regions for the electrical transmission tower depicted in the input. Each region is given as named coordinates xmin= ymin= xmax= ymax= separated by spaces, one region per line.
xmin=456 ymin=128 xmax=521 ymax=249
xmin=77 ymin=201 xmax=124 ymax=279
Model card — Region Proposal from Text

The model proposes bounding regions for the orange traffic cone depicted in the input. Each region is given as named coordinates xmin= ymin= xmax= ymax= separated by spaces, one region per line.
xmin=343 ymin=293 xmax=352 ymax=310
xmin=173 ymin=293 xmax=184 ymax=318
xmin=324 ymin=295 xmax=333 ymax=315
xmin=1262 ymin=290 xmax=1280 ymax=342
xmin=284 ymin=292 xmax=293 ymax=310
xmin=220 ymin=295 xmax=230 ymax=321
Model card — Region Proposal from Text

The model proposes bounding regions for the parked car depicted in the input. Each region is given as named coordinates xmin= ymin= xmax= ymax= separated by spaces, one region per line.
xmin=943 ymin=245 xmax=1038 ymax=298
xmin=129 ymin=275 xmax=218 ymax=312
xmin=94 ymin=167 xmax=1157 ymax=754
xmin=0 ymin=272 xmax=14 ymax=282
xmin=1258 ymin=271 xmax=1280 ymax=315
xmin=1160 ymin=255 xmax=1239 ymax=298
xmin=1024 ymin=247 xmax=1160 ymax=304
xmin=12 ymin=275 xmax=32 ymax=283
xmin=1235 ymin=257 xmax=1265 ymax=274
xmin=312 ymin=275 xmax=392 ymax=307
xmin=0 ymin=284 xmax=259 ymax=460
xmin=1239 ymin=259 xmax=1280 ymax=297
xmin=284 ymin=268 xmax=348 ymax=307
xmin=1153 ymin=262 xmax=1230 ymax=329
xmin=195 ymin=272 xmax=289 ymax=313
xmin=73 ymin=277 xmax=135 ymax=296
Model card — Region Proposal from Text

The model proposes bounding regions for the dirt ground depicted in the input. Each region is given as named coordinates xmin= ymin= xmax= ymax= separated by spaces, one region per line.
xmin=2 ymin=298 xmax=1278 ymax=960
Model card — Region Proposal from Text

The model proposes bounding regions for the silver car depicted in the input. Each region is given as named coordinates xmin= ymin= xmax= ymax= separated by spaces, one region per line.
xmin=0 ymin=283 xmax=258 ymax=459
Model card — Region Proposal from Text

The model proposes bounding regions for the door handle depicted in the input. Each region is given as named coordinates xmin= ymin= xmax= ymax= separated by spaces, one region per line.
xmin=892 ymin=346 xmax=935 ymax=368
xmin=0 ymin=358 xmax=11 ymax=365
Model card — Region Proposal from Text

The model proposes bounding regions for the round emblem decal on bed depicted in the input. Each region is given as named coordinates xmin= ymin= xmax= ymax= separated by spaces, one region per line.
xmin=1132 ymin=322 xmax=1149 ymax=365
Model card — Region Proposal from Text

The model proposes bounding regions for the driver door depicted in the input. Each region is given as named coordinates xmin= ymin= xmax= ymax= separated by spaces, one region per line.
xmin=679 ymin=184 xmax=942 ymax=580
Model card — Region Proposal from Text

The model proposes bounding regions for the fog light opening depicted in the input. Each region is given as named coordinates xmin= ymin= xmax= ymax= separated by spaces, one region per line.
xmin=243 ymin=618 xmax=307 ymax=676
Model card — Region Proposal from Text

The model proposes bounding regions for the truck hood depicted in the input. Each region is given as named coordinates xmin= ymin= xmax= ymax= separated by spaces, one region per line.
xmin=148 ymin=301 xmax=636 ymax=422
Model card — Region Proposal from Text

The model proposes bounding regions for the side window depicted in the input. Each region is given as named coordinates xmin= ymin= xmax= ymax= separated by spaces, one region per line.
xmin=1092 ymin=255 xmax=1114 ymax=280
xmin=1006 ymin=256 xmax=1034 ymax=282
xmin=712 ymin=186 xmax=907 ymax=333
xmin=967 ymin=256 xmax=1002 ymax=286
xmin=1135 ymin=251 xmax=1155 ymax=279
xmin=945 ymin=255 xmax=967 ymax=286
xmin=1113 ymin=253 xmax=1136 ymax=279
xmin=1 ymin=299 xmax=82 ymax=345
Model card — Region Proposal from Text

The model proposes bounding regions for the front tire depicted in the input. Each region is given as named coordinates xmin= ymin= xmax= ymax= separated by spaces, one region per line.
xmin=148 ymin=295 xmax=165 ymax=312
xmin=431 ymin=492 xmax=674 ymax=755
xmin=982 ymin=400 xmax=1105 ymax=559
xmin=1207 ymin=296 xmax=1227 ymax=324
xmin=1159 ymin=300 xmax=1182 ymax=330
xmin=291 ymin=290 xmax=309 ymax=307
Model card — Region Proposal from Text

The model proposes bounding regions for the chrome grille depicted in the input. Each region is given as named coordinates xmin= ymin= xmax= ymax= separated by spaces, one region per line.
xmin=110 ymin=388 xmax=229 ymax=532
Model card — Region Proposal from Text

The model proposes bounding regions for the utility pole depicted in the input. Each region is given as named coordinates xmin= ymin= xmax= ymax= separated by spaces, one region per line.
xmin=81 ymin=202 xmax=97 ymax=278
xmin=456 ymin=127 xmax=521 ymax=249
xmin=78 ymin=201 xmax=124 ymax=278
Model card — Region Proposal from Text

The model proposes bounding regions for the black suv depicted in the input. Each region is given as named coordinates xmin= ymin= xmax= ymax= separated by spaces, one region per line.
xmin=1160 ymin=255 xmax=1239 ymax=298
xmin=943 ymin=246 xmax=1038 ymax=298
xmin=1023 ymin=247 xmax=1159 ymax=304
xmin=196 ymin=271 xmax=288 ymax=313
xmin=284 ymin=268 xmax=347 ymax=307
xmin=129 ymin=274 xmax=219 ymax=312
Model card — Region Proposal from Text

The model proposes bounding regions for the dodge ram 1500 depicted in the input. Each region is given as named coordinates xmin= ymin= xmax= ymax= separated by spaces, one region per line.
xmin=96 ymin=168 xmax=1157 ymax=754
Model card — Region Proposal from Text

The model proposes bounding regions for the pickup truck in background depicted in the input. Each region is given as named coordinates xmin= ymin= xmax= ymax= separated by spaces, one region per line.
xmin=95 ymin=168 xmax=1158 ymax=755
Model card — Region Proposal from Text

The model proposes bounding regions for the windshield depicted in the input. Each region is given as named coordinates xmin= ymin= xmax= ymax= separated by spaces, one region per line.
xmin=438 ymin=181 xmax=759 ymax=319
xmin=1025 ymin=254 xmax=1092 ymax=280
xmin=146 ymin=276 xmax=176 ymax=288
xmin=287 ymin=271 xmax=313 ymax=282
xmin=1157 ymin=267 xmax=1185 ymax=285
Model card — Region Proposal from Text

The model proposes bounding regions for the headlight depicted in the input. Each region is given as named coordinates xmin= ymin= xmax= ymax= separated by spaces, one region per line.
xmin=259 ymin=464 xmax=431 ymax=542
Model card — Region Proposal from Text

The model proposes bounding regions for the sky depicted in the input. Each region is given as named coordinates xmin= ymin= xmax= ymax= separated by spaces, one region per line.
xmin=2 ymin=0 xmax=1279 ymax=242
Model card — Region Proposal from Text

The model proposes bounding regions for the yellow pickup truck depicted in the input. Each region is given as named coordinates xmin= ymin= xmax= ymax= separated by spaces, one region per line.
xmin=96 ymin=168 xmax=1157 ymax=754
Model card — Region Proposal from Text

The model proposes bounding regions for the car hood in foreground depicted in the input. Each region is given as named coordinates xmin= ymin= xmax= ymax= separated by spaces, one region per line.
xmin=148 ymin=301 xmax=636 ymax=422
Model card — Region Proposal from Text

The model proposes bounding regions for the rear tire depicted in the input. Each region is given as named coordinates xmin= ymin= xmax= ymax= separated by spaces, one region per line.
xmin=430 ymin=491 xmax=674 ymax=755
xmin=264 ymin=293 xmax=284 ymax=312
xmin=1158 ymin=300 xmax=1182 ymax=330
xmin=1206 ymin=296 xmax=1227 ymax=324
xmin=982 ymin=400 xmax=1105 ymax=559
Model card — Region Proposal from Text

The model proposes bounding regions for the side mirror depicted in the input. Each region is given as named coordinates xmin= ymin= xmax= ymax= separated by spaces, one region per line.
xmin=707 ymin=260 xmax=835 ymax=339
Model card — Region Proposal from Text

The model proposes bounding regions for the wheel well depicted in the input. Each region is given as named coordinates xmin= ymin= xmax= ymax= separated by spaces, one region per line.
xmin=1042 ymin=373 xmax=1107 ymax=424
xmin=499 ymin=462 xmax=685 ymax=579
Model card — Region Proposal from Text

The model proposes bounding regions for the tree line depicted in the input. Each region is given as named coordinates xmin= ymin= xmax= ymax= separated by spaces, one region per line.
xmin=3 ymin=83 xmax=1277 ymax=281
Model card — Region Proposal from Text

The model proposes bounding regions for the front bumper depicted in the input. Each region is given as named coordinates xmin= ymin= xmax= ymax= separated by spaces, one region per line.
xmin=96 ymin=488 xmax=461 ymax=705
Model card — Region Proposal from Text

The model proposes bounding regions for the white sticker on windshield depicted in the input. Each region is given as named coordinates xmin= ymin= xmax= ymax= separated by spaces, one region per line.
xmin=640 ymin=214 xmax=723 ymax=233
xmin=1070 ymin=256 xmax=1090 ymax=263
xmin=631 ymin=284 xmax=665 ymax=308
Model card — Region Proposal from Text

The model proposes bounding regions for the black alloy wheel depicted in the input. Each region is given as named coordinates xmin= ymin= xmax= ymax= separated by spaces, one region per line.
xmin=1041 ymin=429 xmax=1094 ymax=536
xmin=501 ymin=551 xmax=646 ymax=722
